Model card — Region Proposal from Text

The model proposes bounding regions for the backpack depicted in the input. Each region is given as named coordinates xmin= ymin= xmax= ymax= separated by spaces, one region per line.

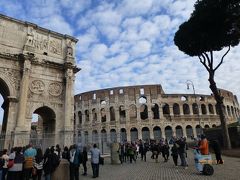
xmin=52 ymin=154 xmax=60 ymax=169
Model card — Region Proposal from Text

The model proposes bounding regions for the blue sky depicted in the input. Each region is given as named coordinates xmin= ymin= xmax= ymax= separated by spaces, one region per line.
xmin=1 ymin=0 xmax=240 ymax=123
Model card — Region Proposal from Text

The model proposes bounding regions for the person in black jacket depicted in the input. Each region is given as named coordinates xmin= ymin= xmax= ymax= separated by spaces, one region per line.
xmin=211 ymin=140 xmax=223 ymax=164
xmin=82 ymin=146 xmax=88 ymax=176
xmin=43 ymin=147 xmax=60 ymax=180
xmin=62 ymin=146 xmax=70 ymax=161
xmin=171 ymin=143 xmax=178 ymax=166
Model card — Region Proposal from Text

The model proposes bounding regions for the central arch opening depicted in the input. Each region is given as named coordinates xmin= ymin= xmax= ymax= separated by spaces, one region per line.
xmin=0 ymin=78 xmax=10 ymax=143
xmin=31 ymin=106 xmax=56 ymax=150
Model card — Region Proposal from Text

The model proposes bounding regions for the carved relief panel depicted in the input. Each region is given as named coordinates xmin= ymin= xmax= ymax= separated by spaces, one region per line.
xmin=0 ymin=67 xmax=20 ymax=91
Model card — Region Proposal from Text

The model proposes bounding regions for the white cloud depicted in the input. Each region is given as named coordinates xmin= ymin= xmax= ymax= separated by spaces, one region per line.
xmin=1 ymin=0 xmax=240 ymax=101
xmin=130 ymin=40 xmax=152 ymax=57
xmin=40 ymin=15 xmax=73 ymax=35
xmin=89 ymin=43 xmax=108 ymax=62
xmin=118 ymin=0 xmax=154 ymax=17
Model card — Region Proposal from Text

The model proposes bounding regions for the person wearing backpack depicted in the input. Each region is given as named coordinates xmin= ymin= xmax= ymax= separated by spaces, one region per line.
xmin=32 ymin=148 xmax=44 ymax=180
xmin=43 ymin=147 xmax=60 ymax=180
xmin=7 ymin=147 xmax=24 ymax=180
xmin=69 ymin=144 xmax=82 ymax=180
xmin=24 ymin=144 xmax=37 ymax=180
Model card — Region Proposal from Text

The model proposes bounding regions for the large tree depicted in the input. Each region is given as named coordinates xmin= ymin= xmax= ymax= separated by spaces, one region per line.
xmin=174 ymin=0 xmax=240 ymax=149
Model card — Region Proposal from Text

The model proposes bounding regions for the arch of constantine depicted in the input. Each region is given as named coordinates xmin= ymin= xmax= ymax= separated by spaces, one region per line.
xmin=0 ymin=14 xmax=79 ymax=149
xmin=74 ymin=85 xmax=240 ymax=145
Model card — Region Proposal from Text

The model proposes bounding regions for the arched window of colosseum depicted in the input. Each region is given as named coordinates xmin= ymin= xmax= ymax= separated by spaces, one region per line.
xmin=139 ymin=96 xmax=147 ymax=104
xmin=101 ymin=108 xmax=106 ymax=122
xmin=186 ymin=125 xmax=193 ymax=138
xmin=162 ymin=103 xmax=170 ymax=116
xmin=92 ymin=108 xmax=97 ymax=122
xmin=153 ymin=126 xmax=162 ymax=139
xmin=212 ymin=124 xmax=216 ymax=128
xmin=110 ymin=129 xmax=117 ymax=142
xmin=110 ymin=90 xmax=114 ymax=95
xmin=175 ymin=126 xmax=183 ymax=138
xmin=119 ymin=89 xmax=124 ymax=94
xmin=120 ymin=128 xmax=127 ymax=142
xmin=140 ymin=88 xmax=144 ymax=95
xmin=119 ymin=106 xmax=126 ymax=119
xmin=192 ymin=103 xmax=199 ymax=114
xmin=227 ymin=105 xmax=231 ymax=116
xmin=129 ymin=104 xmax=137 ymax=119
xmin=78 ymin=111 xmax=82 ymax=124
xmin=183 ymin=104 xmax=190 ymax=114
xmin=130 ymin=127 xmax=138 ymax=142
xmin=100 ymin=100 xmax=106 ymax=105
xmin=110 ymin=107 xmax=115 ymax=121
xmin=196 ymin=125 xmax=202 ymax=135
xmin=201 ymin=104 xmax=207 ymax=115
xmin=199 ymin=96 xmax=205 ymax=101
xmin=181 ymin=96 xmax=188 ymax=101
xmin=101 ymin=129 xmax=107 ymax=142
xmin=93 ymin=93 xmax=96 ymax=100
xmin=231 ymin=106 xmax=235 ymax=117
xmin=142 ymin=127 xmax=150 ymax=141
xmin=151 ymin=104 xmax=159 ymax=119
xmin=204 ymin=125 xmax=210 ymax=129
xmin=165 ymin=126 xmax=173 ymax=140
xmin=74 ymin=114 xmax=76 ymax=127
xmin=85 ymin=110 xmax=89 ymax=122
xmin=235 ymin=108 xmax=239 ymax=118
xmin=173 ymin=103 xmax=180 ymax=115
xmin=84 ymin=131 xmax=88 ymax=144
xmin=208 ymin=104 xmax=214 ymax=114
xmin=140 ymin=104 xmax=148 ymax=120
xmin=79 ymin=96 xmax=81 ymax=100
xmin=92 ymin=130 xmax=98 ymax=143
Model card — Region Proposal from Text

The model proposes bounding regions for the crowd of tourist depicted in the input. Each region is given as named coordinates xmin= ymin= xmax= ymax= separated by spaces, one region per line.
xmin=118 ymin=137 xmax=189 ymax=168
xmin=0 ymin=134 xmax=222 ymax=180
xmin=0 ymin=143 xmax=101 ymax=180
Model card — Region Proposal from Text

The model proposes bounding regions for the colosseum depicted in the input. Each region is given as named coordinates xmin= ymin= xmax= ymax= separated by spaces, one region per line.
xmin=74 ymin=84 xmax=239 ymax=146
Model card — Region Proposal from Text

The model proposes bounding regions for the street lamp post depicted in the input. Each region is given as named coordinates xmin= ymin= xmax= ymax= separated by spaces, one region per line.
xmin=186 ymin=80 xmax=202 ymax=135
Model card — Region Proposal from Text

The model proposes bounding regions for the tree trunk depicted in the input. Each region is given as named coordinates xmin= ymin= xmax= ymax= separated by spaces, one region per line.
xmin=208 ymin=72 xmax=232 ymax=149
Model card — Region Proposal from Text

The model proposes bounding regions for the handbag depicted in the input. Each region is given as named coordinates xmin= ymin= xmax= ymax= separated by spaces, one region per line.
xmin=7 ymin=159 xmax=14 ymax=168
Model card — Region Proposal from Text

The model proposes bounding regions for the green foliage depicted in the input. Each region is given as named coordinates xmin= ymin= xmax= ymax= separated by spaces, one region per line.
xmin=174 ymin=0 xmax=240 ymax=56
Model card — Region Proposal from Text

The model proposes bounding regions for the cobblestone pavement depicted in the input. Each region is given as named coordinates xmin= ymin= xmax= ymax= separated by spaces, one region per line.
xmin=79 ymin=150 xmax=240 ymax=180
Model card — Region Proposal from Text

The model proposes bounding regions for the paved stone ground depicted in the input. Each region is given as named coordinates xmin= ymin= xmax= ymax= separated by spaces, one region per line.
xmin=79 ymin=150 xmax=240 ymax=180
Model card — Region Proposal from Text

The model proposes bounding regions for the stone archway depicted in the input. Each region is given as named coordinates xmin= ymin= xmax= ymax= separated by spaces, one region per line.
xmin=30 ymin=106 xmax=56 ymax=150
xmin=165 ymin=126 xmax=173 ymax=140
xmin=130 ymin=127 xmax=138 ymax=142
xmin=0 ymin=77 xmax=15 ymax=149
xmin=0 ymin=15 xmax=79 ymax=148
xmin=142 ymin=127 xmax=150 ymax=141
xmin=153 ymin=126 xmax=161 ymax=140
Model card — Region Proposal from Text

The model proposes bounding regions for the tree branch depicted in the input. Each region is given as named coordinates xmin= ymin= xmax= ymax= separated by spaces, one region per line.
xmin=203 ymin=52 xmax=211 ymax=69
xmin=198 ymin=54 xmax=210 ymax=72
xmin=214 ymin=46 xmax=231 ymax=71
xmin=210 ymin=51 xmax=213 ymax=69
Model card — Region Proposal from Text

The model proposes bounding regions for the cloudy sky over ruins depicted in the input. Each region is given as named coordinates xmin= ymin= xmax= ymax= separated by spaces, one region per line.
xmin=1 ymin=0 xmax=240 ymax=121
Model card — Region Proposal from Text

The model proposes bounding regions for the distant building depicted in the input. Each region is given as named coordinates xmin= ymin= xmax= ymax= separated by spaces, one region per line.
xmin=74 ymin=84 xmax=239 ymax=144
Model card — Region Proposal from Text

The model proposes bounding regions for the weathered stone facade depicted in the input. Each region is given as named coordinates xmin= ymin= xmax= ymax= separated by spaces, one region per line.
xmin=0 ymin=14 xmax=79 ymax=148
xmin=74 ymin=85 xmax=239 ymax=144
